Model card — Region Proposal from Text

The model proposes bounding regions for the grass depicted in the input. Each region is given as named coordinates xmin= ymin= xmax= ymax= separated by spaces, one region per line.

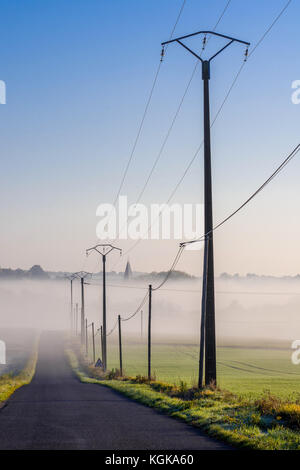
xmin=0 ymin=336 xmax=39 ymax=403
xmin=86 ymin=338 xmax=300 ymax=399
xmin=68 ymin=343 xmax=300 ymax=450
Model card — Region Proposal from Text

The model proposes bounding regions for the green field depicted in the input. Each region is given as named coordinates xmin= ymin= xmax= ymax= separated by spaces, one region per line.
xmin=86 ymin=338 xmax=300 ymax=399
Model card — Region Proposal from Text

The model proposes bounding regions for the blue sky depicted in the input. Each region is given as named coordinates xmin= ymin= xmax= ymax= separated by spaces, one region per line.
xmin=0 ymin=0 xmax=299 ymax=275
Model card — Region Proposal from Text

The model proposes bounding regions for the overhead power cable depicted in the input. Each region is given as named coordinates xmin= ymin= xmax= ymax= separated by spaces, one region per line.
xmin=181 ymin=142 xmax=300 ymax=246
xmin=110 ymin=0 xmax=187 ymax=212
xmin=111 ymin=0 xmax=232 ymax=266
xmin=128 ymin=0 xmax=232 ymax=209
xmin=80 ymin=0 xmax=187 ymax=276
xmin=114 ymin=0 xmax=293 ymax=261
xmin=105 ymin=319 xmax=118 ymax=337
xmin=152 ymin=246 xmax=185 ymax=291
xmin=121 ymin=292 xmax=149 ymax=322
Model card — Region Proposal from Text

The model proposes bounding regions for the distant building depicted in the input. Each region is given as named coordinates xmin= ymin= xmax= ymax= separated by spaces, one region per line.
xmin=124 ymin=261 xmax=132 ymax=280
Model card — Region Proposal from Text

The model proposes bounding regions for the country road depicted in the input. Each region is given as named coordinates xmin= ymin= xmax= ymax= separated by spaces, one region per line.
xmin=0 ymin=332 xmax=231 ymax=450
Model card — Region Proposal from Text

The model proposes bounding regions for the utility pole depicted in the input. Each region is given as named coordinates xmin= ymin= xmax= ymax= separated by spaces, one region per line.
xmin=86 ymin=244 xmax=122 ymax=372
xmin=70 ymin=278 xmax=73 ymax=332
xmin=85 ymin=318 xmax=88 ymax=356
xmin=81 ymin=278 xmax=85 ymax=345
xmin=92 ymin=322 xmax=96 ymax=364
xmin=148 ymin=285 xmax=152 ymax=381
xmin=75 ymin=303 xmax=78 ymax=336
xmin=100 ymin=325 xmax=103 ymax=362
xmin=67 ymin=275 xmax=76 ymax=332
xmin=118 ymin=315 xmax=123 ymax=376
xmin=199 ymin=236 xmax=209 ymax=388
xmin=141 ymin=310 xmax=143 ymax=339
xmin=74 ymin=272 xmax=92 ymax=346
xmin=163 ymin=31 xmax=250 ymax=386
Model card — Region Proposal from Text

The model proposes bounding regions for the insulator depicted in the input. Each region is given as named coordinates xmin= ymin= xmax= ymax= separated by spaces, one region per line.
xmin=160 ymin=46 xmax=165 ymax=62
xmin=202 ymin=35 xmax=207 ymax=51
xmin=244 ymin=47 xmax=249 ymax=62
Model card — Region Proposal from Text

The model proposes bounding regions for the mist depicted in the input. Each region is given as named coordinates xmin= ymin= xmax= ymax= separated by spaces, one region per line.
xmin=1 ymin=276 xmax=299 ymax=347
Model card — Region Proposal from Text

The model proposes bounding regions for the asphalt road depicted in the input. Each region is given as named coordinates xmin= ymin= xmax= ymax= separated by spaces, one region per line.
xmin=0 ymin=332 xmax=231 ymax=450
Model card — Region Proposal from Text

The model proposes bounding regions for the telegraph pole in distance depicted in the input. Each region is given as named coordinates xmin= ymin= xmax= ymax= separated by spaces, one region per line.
xmin=92 ymin=322 xmax=96 ymax=364
xmin=86 ymin=244 xmax=122 ymax=371
xmin=74 ymin=272 xmax=92 ymax=346
xmin=162 ymin=31 xmax=250 ymax=386
xmin=67 ymin=274 xmax=76 ymax=332
xmin=118 ymin=315 xmax=123 ymax=376
xmin=148 ymin=285 xmax=152 ymax=381
xmin=141 ymin=310 xmax=143 ymax=339
xmin=75 ymin=303 xmax=78 ymax=336
xmin=85 ymin=318 xmax=88 ymax=356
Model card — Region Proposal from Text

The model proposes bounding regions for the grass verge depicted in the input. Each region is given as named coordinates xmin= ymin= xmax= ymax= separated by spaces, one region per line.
xmin=66 ymin=346 xmax=300 ymax=450
xmin=0 ymin=336 xmax=39 ymax=404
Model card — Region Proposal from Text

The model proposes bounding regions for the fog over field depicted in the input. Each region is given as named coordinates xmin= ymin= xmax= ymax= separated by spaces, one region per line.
xmin=0 ymin=276 xmax=299 ymax=346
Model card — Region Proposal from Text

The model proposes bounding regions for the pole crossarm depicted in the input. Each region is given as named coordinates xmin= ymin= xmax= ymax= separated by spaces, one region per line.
xmin=73 ymin=271 xmax=92 ymax=280
xmin=162 ymin=30 xmax=250 ymax=64
xmin=162 ymin=30 xmax=250 ymax=47
xmin=86 ymin=244 xmax=122 ymax=258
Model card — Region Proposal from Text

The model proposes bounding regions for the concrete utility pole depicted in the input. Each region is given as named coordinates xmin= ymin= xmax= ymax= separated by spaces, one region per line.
xmin=91 ymin=322 xmax=96 ymax=364
xmin=67 ymin=274 xmax=76 ymax=332
xmin=74 ymin=272 xmax=92 ymax=346
xmin=86 ymin=244 xmax=122 ymax=371
xmin=141 ymin=310 xmax=143 ymax=339
xmin=148 ymin=285 xmax=152 ymax=381
xmin=85 ymin=318 xmax=88 ymax=356
xmin=118 ymin=315 xmax=123 ymax=376
xmin=75 ymin=303 xmax=78 ymax=336
xmin=100 ymin=325 xmax=103 ymax=362
xmin=162 ymin=30 xmax=250 ymax=386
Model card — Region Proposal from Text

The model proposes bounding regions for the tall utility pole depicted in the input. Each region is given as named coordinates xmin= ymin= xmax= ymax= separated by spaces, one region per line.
xmin=74 ymin=272 xmax=92 ymax=346
xmin=199 ymin=236 xmax=209 ymax=388
xmin=148 ymin=285 xmax=152 ymax=381
xmin=100 ymin=325 xmax=103 ymax=362
xmin=86 ymin=244 xmax=122 ymax=371
xmin=163 ymin=31 xmax=250 ymax=386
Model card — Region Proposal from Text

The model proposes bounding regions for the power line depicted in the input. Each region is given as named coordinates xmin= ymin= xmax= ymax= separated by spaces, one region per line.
xmin=152 ymin=246 xmax=185 ymax=291
xmin=74 ymin=281 xmax=300 ymax=296
xmin=181 ymin=141 xmax=300 ymax=246
xmin=127 ymin=0 xmax=232 ymax=209
xmin=113 ymin=1 xmax=232 ymax=250
xmin=116 ymin=0 xmax=293 ymax=261
xmin=121 ymin=292 xmax=149 ymax=322
xmin=110 ymin=0 xmax=187 ymax=212
xmin=80 ymin=0 xmax=187 ymax=277
xmin=111 ymin=0 xmax=233 ymax=266
xmin=106 ymin=318 xmax=118 ymax=337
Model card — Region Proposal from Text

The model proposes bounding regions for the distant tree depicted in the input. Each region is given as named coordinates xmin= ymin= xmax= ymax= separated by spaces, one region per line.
xmin=28 ymin=265 xmax=49 ymax=279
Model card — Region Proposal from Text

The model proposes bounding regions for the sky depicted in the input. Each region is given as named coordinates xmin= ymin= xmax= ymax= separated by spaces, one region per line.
xmin=0 ymin=0 xmax=299 ymax=276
